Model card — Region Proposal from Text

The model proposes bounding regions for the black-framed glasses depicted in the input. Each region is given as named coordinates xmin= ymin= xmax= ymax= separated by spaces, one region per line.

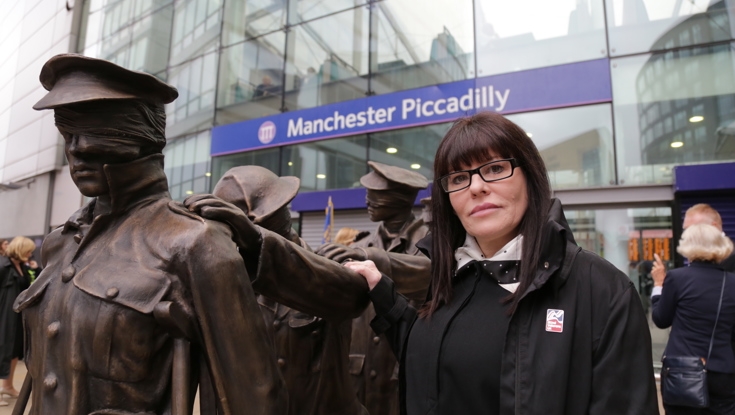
xmin=438 ymin=158 xmax=519 ymax=193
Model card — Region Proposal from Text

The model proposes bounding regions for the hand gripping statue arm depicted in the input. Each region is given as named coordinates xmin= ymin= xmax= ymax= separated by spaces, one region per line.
xmin=185 ymin=194 xmax=370 ymax=321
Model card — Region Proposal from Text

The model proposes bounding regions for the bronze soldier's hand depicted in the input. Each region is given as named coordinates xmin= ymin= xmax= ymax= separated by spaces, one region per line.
xmin=184 ymin=194 xmax=262 ymax=254
xmin=316 ymin=243 xmax=368 ymax=263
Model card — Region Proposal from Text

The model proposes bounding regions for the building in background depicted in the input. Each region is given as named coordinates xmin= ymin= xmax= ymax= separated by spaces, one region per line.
xmin=1 ymin=0 xmax=735 ymax=366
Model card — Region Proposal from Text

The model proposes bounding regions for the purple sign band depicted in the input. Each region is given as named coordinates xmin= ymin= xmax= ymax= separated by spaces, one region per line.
xmin=211 ymin=58 xmax=612 ymax=156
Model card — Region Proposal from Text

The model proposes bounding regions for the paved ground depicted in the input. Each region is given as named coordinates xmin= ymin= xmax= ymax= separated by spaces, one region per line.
xmin=0 ymin=360 xmax=663 ymax=414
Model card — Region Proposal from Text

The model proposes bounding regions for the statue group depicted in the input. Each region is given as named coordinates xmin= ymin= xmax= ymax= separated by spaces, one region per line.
xmin=12 ymin=54 xmax=432 ymax=415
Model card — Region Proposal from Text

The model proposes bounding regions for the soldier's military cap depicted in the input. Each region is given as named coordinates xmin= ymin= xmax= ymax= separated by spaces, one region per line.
xmin=33 ymin=53 xmax=178 ymax=110
xmin=213 ymin=166 xmax=300 ymax=223
xmin=359 ymin=161 xmax=429 ymax=191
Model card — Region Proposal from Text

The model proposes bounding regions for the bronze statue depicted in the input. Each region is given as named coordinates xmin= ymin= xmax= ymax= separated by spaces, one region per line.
xmin=14 ymin=54 xmax=288 ymax=415
xmin=205 ymin=166 xmax=368 ymax=415
xmin=317 ymin=161 xmax=431 ymax=415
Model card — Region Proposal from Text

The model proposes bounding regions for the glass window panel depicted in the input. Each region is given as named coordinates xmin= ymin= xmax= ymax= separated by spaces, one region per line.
xmin=288 ymin=0 xmax=366 ymax=25
xmin=222 ymin=0 xmax=287 ymax=46
xmin=282 ymin=135 xmax=368 ymax=192
xmin=606 ymin=0 xmax=735 ymax=57
xmin=129 ymin=5 xmax=173 ymax=74
xmin=211 ymin=147 xmax=281 ymax=186
xmin=216 ymin=32 xmax=286 ymax=124
xmin=475 ymin=0 xmax=606 ymax=77
xmin=371 ymin=0 xmax=475 ymax=94
xmin=368 ymin=123 xmax=449 ymax=181
xmin=506 ymin=104 xmax=615 ymax=189
xmin=611 ymin=43 xmax=735 ymax=185
xmin=284 ymin=10 xmax=369 ymax=111
xmin=170 ymin=0 xmax=223 ymax=66
xmin=166 ymin=50 xmax=218 ymax=138
xmin=565 ymin=206 xmax=673 ymax=365
xmin=164 ymin=132 xmax=212 ymax=200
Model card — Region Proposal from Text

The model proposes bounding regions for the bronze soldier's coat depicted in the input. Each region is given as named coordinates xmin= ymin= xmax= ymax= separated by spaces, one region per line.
xmin=14 ymin=155 xmax=287 ymax=415
xmin=349 ymin=216 xmax=430 ymax=415
xmin=256 ymin=234 xmax=368 ymax=415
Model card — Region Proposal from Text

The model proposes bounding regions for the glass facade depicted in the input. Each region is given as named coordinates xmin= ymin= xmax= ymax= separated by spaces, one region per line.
xmin=77 ymin=0 xmax=735 ymax=201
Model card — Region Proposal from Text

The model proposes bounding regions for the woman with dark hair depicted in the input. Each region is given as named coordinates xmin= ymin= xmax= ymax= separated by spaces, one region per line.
xmin=344 ymin=112 xmax=658 ymax=414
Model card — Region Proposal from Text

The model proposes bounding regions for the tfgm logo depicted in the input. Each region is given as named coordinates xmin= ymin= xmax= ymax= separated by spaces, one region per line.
xmin=258 ymin=121 xmax=276 ymax=144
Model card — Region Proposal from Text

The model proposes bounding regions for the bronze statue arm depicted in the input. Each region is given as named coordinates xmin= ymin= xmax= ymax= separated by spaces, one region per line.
xmin=185 ymin=221 xmax=286 ymax=415
xmin=253 ymin=228 xmax=370 ymax=321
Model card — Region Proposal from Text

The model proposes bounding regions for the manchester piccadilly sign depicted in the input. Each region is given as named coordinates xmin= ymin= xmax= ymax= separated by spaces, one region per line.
xmin=211 ymin=58 xmax=612 ymax=156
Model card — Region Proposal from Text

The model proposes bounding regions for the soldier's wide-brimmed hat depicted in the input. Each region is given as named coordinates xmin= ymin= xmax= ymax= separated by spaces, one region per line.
xmin=33 ymin=54 xmax=178 ymax=110
xmin=213 ymin=166 xmax=300 ymax=223
xmin=360 ymin=161 xmax=429 ymax=191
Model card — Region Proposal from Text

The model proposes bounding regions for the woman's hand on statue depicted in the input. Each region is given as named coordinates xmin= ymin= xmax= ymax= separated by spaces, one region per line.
xmin=343 ymin=260 xmax=381 ymax=291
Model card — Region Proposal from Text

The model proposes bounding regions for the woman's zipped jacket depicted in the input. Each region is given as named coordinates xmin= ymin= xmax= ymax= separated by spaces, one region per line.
xmin=368 ymin=199 xmax=660 ymax=415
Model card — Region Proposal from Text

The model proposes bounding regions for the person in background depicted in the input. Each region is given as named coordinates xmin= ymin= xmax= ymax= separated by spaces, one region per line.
xmin=0 ymin=240 xmax=8 ymax=257
xmin=652 ymin=224 xmax=735 ymax=414
xmin=343 ymin=111 xmax=658 ymax=414
xmin=334 ymin=227 xmax=360 ymax=246
xmin=653 ymin=204 xmax=735 ymax=280
xmin=0 ymin=236 xmax=35 ymax=405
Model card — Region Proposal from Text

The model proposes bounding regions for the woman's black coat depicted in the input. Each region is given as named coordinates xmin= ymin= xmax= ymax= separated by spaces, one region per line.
xmin=368 ymin=199 xmax=659 ymax=415
xmin=0 ymin=256 xmax=31 ymax=377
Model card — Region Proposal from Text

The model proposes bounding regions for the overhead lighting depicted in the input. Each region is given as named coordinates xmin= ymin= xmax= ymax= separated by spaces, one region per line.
xmin=288 ymin=161 xmax=293 ymax=166
xmin=670 ymin=141 xmax=684 ymax=148
xmin=204 ymin=172 xmax=212 ymax=177
xmin=526 ymin=132 xmax=533 ymax=138
xmin=410 ymin=164 xmax=421 ymax=169
xmin=689 ymin=116 xmax=704 ymax=123
xmin=386 ymin=147 xmax=397 ymax=154
xmin=316 ymin=174 xmax=326 ymax=179
xmin=185 ymin=190 xmax=194 ymax=195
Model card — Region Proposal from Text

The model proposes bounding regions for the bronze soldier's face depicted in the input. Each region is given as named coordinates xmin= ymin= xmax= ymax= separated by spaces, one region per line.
xmin=365 ymin=189 xmax=409 ymax=223
xmin=64 ymin=134 xmax=142 ymax=197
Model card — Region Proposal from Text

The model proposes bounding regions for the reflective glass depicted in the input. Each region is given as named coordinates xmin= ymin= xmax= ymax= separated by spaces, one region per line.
xmin=507 ymin=104 xmax=615 ymax=189
xmin=163 ymin=131 xmax=212 ymax=201
xmin=370 ymin=0 xmax=475 ymax=94
xmin=565 ymin=206 xmax=673 ymax=365
xmin=170 ymin=0 xmax=223 ymax=66
xmin=211 ymin=147 xmax=281 ymax=185
xmin=222 ymin=0 xmax=287 ymax=46
xmin=611 ymin=43 xmax=735 ymax=185
xmin=128 ymin=5 xmax=174 ymax=74
xmin=281 ymin=135 xmax=368 ymax=192
xmin=606 ymin=0 xmax=735 ymax=57
xmin=368 ymin=122 xmax=449 ymax=181
xmin=166 ymin=49 xmax=218 ymax=138
xmin=284 ymin=10 xmax=369 ymax=111
xmin=216 ymin=32 xmax=286 ymax=124
xmin=475 ymin=0 xmax=606 ymax=77
xmin=288 ymin=0 xmax=366 ymax=25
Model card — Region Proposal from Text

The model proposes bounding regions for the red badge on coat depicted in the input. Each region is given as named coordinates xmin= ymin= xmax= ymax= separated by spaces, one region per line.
xmin=545 ymin=309 xmax=564 ymax=333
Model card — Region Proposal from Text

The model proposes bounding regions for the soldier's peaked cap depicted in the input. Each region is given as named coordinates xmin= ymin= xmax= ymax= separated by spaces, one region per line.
xmin=360 ymin=161 xmax=429 ymax=191
xmin=33 ymin=54 xmax=178 ymax=110
xmin=213 ymin=166 xmax=300 ymax=223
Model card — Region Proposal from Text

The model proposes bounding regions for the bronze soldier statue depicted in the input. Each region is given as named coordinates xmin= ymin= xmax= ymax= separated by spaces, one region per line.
xmin=205 ymin=166 xmax=368 ymax=415
xmin=13 ymin=54 xmax=289 ymax=415
xmin=317 ymin=161 xmax=431 ymax=415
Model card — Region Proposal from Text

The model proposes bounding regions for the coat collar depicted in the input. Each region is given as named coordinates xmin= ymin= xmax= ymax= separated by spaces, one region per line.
xmin=688 ymin=261 xmax=726 ymax=271
xmin=62 ymin=154 xmax=169 ymax=233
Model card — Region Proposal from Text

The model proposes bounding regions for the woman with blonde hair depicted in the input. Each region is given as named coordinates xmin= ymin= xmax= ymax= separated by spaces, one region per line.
xmin=0 ymin=236 xmax=34 ymax=405
xmin=653 ymin=224 xmax=735 ymax=414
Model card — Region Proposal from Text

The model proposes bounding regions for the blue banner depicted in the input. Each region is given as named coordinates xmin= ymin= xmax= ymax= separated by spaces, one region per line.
xmin=211 ymin=58 xmax=612 ymax=156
